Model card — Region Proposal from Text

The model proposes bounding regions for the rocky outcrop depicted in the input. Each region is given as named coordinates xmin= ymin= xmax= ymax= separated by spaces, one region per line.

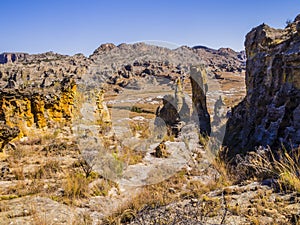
xmin=0 ymin=53 xmax=28 ymax=64
xmin=91 ymin=43 xmax=116 ymax=55
xmin=155 ymin=78 xmax=187 ymax=136
xmin=96 ymin=89 xmax=112 ymax=133
xmin=89 ymin=43 xmax=245 ymax=84
xmin=0 ymin=53 xmax=89 ymax=135
xmin=102 ymin=59 xmax=184 ymax=90
xmin=190 ymin=65 xmax=211 ymax=136
xmin=223 ymin=15 xmax=300 ymax=158
xmin=130 ymin=182 xmax=300 ymax=225
xmin=155 ymin=65 xmax=211 ymax=137
xmin=0 ymin=123 xmax=19 ymax=152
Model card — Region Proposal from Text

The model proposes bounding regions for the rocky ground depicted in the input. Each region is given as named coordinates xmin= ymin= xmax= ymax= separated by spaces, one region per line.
xmin=130 ymin=182 xmax=300 ymax=225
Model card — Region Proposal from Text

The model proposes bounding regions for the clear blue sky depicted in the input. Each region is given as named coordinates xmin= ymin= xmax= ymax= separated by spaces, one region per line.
xmin=1 ymin=0 xmax=299 ymax=56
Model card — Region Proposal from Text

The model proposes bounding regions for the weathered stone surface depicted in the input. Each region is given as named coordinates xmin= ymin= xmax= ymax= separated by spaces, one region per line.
xmin=190 ymin=65 xmax=211 ymax=136
xmin=0 ymin=196 xmax=79 ymax=225
xmin=0 ymin=123 xmax=19 ymax=152
xmin=193 ymin=46 xmax=246 ymax=73
xmin=1 ymin=39 xmax=291 ymax=225
xmin=155 ymin=77 xmax=191 ymax=136
xmin=223 ymin=15 xmax=300 ymax=158
xmin=296 ymin=22 xmax=300 ymax=36
xmin=130 ymin=182 xmax=300 ymax=225
xmin=155 ymin=94 xmax=181 ymax=136
xmin=0 ymin=52 xmax=89 ymax=134
xmin=0 ymin=42 xmax=243 ymax=143
xmin=89 ymin=42 xmax=245 ymax=87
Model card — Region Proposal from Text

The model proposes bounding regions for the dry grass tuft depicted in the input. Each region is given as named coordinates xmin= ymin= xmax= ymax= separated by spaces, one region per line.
xmin=63 ymin=173 xmax=90 ymax=201
xmin=234 ymin=146 xmax=300 ymax=193
xmin=103 ymin=170 xmax=188 ymax=224
xmin=117 ymin=145 xmax=145 ymax=165
xmin=32 ymin=160 xmax=61 ymax=179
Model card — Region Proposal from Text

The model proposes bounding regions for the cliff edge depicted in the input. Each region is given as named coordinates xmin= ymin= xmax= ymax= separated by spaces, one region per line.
xmin=223 ymin=15 xmax=300 ymax=158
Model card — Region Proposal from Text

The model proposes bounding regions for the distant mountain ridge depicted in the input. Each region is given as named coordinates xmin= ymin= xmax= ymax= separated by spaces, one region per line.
xmin=0 ymin=42 xmax=246 ymax=73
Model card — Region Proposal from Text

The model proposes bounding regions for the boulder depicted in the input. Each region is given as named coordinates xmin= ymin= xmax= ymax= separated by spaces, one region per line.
xmin=0 ymin=123 xmax=20 ymax=152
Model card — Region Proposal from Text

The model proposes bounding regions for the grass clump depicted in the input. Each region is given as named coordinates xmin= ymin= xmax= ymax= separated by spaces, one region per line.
xmin=32 ymin=160 xmax=61 ymax=179
xmin=233 ymin=146 xmax=300 ymax=193
xmin=275 ymin=147 xmax=300 ymax=192
xmin=63 ymin=173 xmax=90 ymax=201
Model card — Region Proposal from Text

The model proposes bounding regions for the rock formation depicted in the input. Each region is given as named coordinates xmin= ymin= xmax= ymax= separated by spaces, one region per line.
xmin=175 ymin=78 xmax=184 ymax=112
xmin=0 ymin=123 xmax=19 ymax=152
xmin=190 ymin=65 xmax=211 ymax=136
xmin=89 ymin=42 xmax=246 ymax=87
xmin=0 ymin=52 xmax=89 ymax=135
xmin=96 ymin=89 xmax=112 ymax=133
xmin=155 ymin=65 xmax=211 ymax=137
xmin=155 ymin=77 xmax=191 ymax=136
xmin=223 ymin=15 xmax=300 ymax=158
xmin=0 ymin=53 xmax=28 ymax=64
xmin=192 ymin=46 xmax=246 ymax=73
xmin=155 ymin=94 xmax=181 ymax=136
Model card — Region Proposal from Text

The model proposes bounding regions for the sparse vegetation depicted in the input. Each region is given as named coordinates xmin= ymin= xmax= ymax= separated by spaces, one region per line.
xmin=233 ymin=146 xmax=300 ymax=193
xmin=78 ymin=154 xmax=97 ymax=178
xmin=129 ymin=120 xmax=151 ymax=139
xmin=63 ymin=172 xmax=90 ymax=201
xmin=117 ymin=145 xmax=145 ymax=165
xmin=286 ymin=18 xmax=293 ymax=26
xmin=90 ymin=179 xmax=118 ymax=197
xmin=32 ymin=160 xmax=61 ymax=179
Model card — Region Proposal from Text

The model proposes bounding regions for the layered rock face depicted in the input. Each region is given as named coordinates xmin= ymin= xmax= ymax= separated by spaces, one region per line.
xmin=223 ymin=16 xmax=300 ymax=158
xmin=0 ymin=52 xmax=89 ymax=135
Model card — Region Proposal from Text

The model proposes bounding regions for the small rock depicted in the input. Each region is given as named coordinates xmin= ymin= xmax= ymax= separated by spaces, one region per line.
xmin=169 ymin=188 xmax=176 ymax=194
xmin=191 ymin=198 xmax=198 ymax=204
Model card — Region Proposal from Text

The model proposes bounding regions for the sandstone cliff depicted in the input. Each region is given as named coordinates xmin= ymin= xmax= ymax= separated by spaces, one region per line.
xmin=223 ymin=15 xmax=300 ymax=158
xmin=0 ymin=52 xmax=89 ymax=136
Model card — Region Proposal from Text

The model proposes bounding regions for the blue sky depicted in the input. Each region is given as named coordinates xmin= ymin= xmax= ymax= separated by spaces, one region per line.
xmin=1 ymin=0 xmax=299 ymax=56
